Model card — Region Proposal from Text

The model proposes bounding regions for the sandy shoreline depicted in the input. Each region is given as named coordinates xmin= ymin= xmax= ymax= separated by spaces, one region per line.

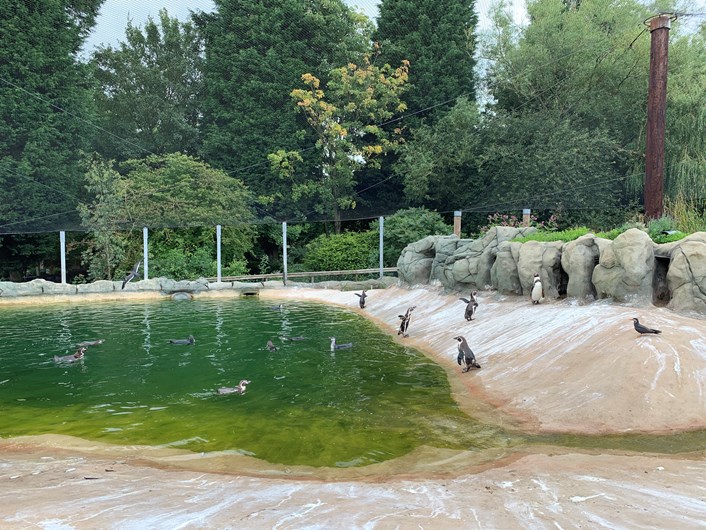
xmin=2 ymin=284 xmax=705 ymax=528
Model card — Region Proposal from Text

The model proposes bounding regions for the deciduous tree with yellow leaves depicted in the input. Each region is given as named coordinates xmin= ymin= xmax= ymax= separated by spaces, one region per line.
xmin=269 ymin=52 xmax=410 ymax=233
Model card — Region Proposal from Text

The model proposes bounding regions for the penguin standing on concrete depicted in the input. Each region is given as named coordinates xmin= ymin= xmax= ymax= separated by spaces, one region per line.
xmin=531 ymin=273 xmax=544 ymax=304
xmin=632 ymin=318 xmax=661 ymax=335
xmin=454 ymin=336 xmax=481 ymax=372
xmin=398 ymin=306 xmax=416 ymax=337
xmin=459 ymin=291 xmax=479 ymax=321
xmin=355 ymin=289 xmax=368 ymax=309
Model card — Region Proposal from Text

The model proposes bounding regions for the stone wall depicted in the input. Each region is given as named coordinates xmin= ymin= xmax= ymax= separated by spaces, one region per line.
xmin=398 ymin=227 xmax=706 ymax=314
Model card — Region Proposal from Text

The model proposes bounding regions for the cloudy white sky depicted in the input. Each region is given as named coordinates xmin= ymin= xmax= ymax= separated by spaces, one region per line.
xmin=84 ymin=0 xmax=523 ymax=52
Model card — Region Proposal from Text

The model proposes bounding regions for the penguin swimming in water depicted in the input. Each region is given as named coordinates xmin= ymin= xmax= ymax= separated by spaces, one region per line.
xmin=267 ymin=339 xmax=279 ymax=351
xmin=531 ymin=273 xmax=544 ymax=304
xmin=330 ymin=337 xmax=353 ymax=351
xmin=398 ymin=306 xmax=416 ymax=337
xmin=168 ymin=335 xmax=195 ymax=345
xmin=454 ymin=336 xmax=481 ymax=372
xmin=459 ymin=291 xmax=479 ymax=321
xmin=217 ymin=380 xmax=251 ymax=395
xmin=54 ymin=347 xmax=86 ymax=363
xmin=76 ymin=339 xmax=104 ymax=348
xmin=121 ymin=261 xmax=141 ymax=289
xmin=355 ymin=289 xmax=368 ymax=309
xmin=632 ymin=318 xmax=661 ymax=335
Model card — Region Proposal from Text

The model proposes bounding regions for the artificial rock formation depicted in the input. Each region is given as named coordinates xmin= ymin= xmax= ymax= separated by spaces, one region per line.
xmin=592 ymin=228 xmax=655 ymax=302
xmin=397 ymin=227 xmax=706 ymax=315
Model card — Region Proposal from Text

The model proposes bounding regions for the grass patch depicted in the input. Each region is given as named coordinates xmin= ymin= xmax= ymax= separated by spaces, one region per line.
xmin=512 ymin=227 xmax=591 ymax=243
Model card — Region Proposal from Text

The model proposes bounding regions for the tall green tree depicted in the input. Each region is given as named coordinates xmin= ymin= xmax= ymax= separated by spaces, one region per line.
xmin=396 ymin=97 xmax=480 ymax=210
xmin=77 ymin=157 xmax=128 ymax=280
xmin=78 ymin=153 xmax=256 ymax=280
xmin=484 ymin=0 xmax=651 ymax=153
xmin=483 ymin=0 xmax=706 ymax=208
xmin=375 ymin=0 xmax=478 ymax=127
xmin=662 ymin=22 xmax=706 ymax=199
xmin=198 ymin=0 xmax=372 ymax=219
xmin=0 ymin=0 xmax=101 ymax=233
xmin=269 ymin=55 xmax=410 ymax=233
xmin=91 ymin=9 xmax=205 ymax=162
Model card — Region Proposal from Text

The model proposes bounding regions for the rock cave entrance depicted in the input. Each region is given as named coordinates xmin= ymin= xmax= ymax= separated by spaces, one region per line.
xmin=653 ymin=256 xmax=671 ymax=306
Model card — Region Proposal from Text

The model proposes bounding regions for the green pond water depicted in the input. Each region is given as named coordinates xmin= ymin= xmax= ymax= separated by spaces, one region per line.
xmin=0 ymin=298 xmax=515 ymax=467
xmin=1 ymin=298 xmax=703 ymax=468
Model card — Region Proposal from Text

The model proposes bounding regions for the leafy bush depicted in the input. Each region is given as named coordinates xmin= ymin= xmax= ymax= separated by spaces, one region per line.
xmin=370 ymin=207 xmax=452 ymax=266
xmin=303 ymin=231 xmax=378 ymax=271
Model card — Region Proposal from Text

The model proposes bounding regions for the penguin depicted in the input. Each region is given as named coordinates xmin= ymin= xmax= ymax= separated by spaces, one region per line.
xmin=330 ymin=337 xmax=353 ymax=351
xmin=355 ymin=289 xmax=368 ymax=309
xmin=54 ymin=347 xmax=86 ymax=363
xmin=397 ymin=305 xmax=416 ymax=337
xmin=454 ymin=336 xmax=481 ymax=372
xmin=121 ymin=261 xmax=141 ymax=289
xmin=531 ymin=273 xmax=544 ymax=304
xmin=76 ymin=339 xmax=104 ymax=347
xmin=217 ymin=380 xmax=251 ymax=395
xmin=459 ymin=291 xmax=479 ymax=321
xmin=168 ymin=335 xmax=195 ymax=345
xmin=632 ymin=318 xmax=661 ymax=335
xmin=267 ymin=339 xmax=279 ymax=351
xmin=280 ymin=336 xmax=306 ymax=341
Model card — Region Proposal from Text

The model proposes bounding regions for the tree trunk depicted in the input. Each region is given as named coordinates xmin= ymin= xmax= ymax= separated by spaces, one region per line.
xmin=334 ymin=207 xmax=342 ymax=234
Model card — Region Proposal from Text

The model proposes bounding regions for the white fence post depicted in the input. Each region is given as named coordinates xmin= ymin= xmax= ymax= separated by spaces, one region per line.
xmin=379 ymin=216 xmax=384 ymax=278
xmin=216 ymin=224 xmax=222 ymax=282
xmin=60 ymin=231 xmax=66 ymax=284
xmin=282 ymin=221 xmax=288 ymax=285
xmin=143 ymin=227 xmax=149 ymax=281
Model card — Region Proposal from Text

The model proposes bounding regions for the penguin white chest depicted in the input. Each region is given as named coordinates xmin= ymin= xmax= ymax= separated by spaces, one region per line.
xmin=531 ymin=281 xmax=543 ymax=302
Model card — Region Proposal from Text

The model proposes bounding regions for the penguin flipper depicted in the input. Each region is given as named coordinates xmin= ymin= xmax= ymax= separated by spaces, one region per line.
xmin=459 ymin=298 xmax=470 ymax=304
xmin=457 ymin=352 xmax=463 ymax=366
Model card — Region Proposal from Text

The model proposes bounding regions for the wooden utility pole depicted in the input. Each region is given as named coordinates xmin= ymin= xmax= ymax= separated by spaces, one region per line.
xmin=644 ymin=14 xmax=671 ymax=220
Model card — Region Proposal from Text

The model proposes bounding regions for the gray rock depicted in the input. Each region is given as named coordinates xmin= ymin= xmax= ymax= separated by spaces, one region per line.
xmin=592 ymin=228 xmax=655 ymax=302
xmin=491 ymin=241 xmax=523 ymax=295
xmin=439 ymin=226 xmax=537 ymax=291
xmin=517 ymin=240 xmax=564 ymax=298
xmin=665 ymin=233 xmax=706 ymax=312
xmin=76 ymin=280 xmax=117 ymax=294
xmin=560 ymin=234 xmax=604 ymax=300
xmin=398 ymin=235 xmax=447 ymax=285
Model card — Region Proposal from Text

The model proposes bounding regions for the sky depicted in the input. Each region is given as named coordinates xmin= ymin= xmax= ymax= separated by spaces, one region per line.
xmin=83 ymin=0 xmax=523 ymax=52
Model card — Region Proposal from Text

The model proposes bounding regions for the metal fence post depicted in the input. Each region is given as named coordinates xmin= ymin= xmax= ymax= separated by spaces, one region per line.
xmin=379 ymin=216 xmax=384 ymax=278
xmin=143 ymin=227 xmax=149 ymax=281
xmin=216 ymin=224 xmax=222 ymax=282
xmin=60 ymin=231 xmax=66 ymax=284
xmin=282 ymin=221 xmax=288 ymax=286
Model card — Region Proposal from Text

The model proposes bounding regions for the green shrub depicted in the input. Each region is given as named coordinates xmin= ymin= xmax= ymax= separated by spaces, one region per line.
xmin=647 ymin=216 xmax=678 ymax=239
xmin=370 ymin=207 xmax=452 ymax=266
xmin=303 ymin=231 xmax=378 ymax=271
xmin=651 ymin=232 xmax=687 ymax=244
